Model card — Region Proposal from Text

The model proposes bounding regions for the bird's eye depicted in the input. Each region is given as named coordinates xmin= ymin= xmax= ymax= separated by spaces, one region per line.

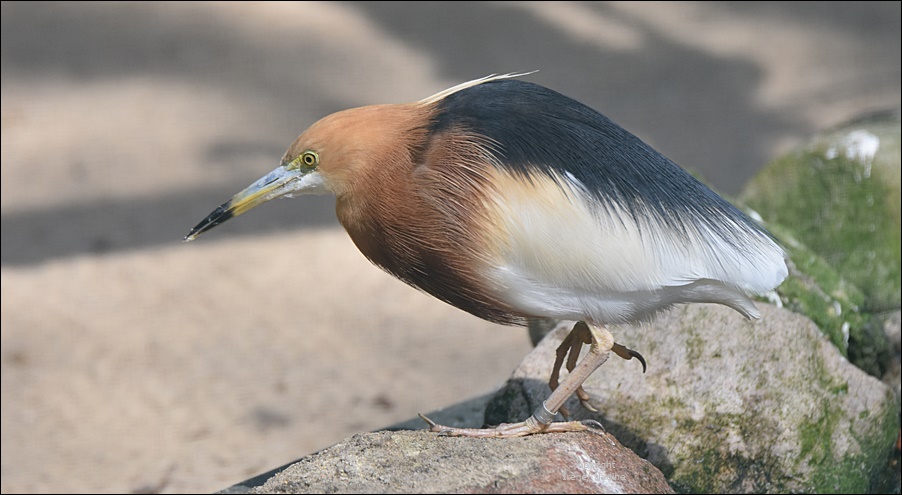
xmin=301 ymin=150 xmax=319 ymax=168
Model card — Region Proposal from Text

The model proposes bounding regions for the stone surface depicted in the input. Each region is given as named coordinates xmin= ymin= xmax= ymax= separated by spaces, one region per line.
xmin=486 ymin=305 xmax=899 ymax=493
xmin=885 ymin=311 xmax=902 ymax=393
xmin=882 ymin=311 xmax=901 ymax=439
xmin=219 ymin=393 xmax=573 ymax=493
xmin=738 ymin=110 xmax=902 ymax=377
xmin=741 ymin=109 xmax=901 ymax=312
xmin=759 ymin=221 xmax=892 ymax=377
xmin=883 ymin=311 xmax=902 ymax=495
xmin=241 ymin=430 xmax=673 ymax=494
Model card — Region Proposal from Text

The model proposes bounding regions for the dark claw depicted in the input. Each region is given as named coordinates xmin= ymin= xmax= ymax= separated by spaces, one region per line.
xmin=629 ymin=349 xmax=648 ymax=373
xmin=419 ymin=413 xmax=455 ymax=435
xmin=612 ymin=343 xmax=648 ymax=373
xmin=581 ymin=419 xmax=606 ymax=432
xmin=418 ymin=413 xmax=437 ymax=428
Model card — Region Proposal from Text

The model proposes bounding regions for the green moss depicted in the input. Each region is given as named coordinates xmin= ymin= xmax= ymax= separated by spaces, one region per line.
xmin=684 ymin=327 xmax=705 ymax=362
xmin=798 ymin=362 xmax=843 ymax=464
xmin=665 ymin=408 xmax=781 ymax=493
xmin=742 ymin=146 xmax=900 ymax=311
xmin=749 ymin=221 xmax=891 ymax=376
xmin=798 ymin=395 xmax=898 ymax=493
xmin=773 ymin=276 xmax=849 ymax=355
xmin=782 ymin=353 xmax=895 ymax=493
xmin=852 ymin=387 xmax=901 ymax=493
xmin=667 ymin=402 xmax=892 ymax=494
xmin=659 ymin=350 xmax=896 ymax=494
xmin=806 ymin=445 xmax=868 ymax=493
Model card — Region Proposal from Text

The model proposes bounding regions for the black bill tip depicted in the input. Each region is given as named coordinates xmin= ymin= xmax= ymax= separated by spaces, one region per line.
xmin=185 ymin=202 xmax=234 ymax=242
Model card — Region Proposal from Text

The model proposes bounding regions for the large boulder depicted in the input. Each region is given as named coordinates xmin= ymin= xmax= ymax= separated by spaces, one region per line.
xmin=487 ymin=305 xmax=899 ymax=493
xmin=242 ymin=430 xmax=673 ymax=494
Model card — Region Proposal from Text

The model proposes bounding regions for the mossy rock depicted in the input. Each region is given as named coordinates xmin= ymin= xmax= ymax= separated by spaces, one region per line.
xmin=741 ymin=110 xmax=901 ymax=312
xmin=754 ymin=221 xmax=892 ymax=377
xmin=489 ymin=306 xmax=900 ymax=493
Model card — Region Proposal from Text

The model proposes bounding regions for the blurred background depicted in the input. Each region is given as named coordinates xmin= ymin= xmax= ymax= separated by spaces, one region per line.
xmin=2 ymin=2 xmax=899 ymax=493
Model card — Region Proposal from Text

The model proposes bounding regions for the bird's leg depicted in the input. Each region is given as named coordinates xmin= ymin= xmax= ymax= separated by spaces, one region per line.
xmin=550 ymin=323 xmax=650 ymax=415
xmin=550 ymin=324 xmax=647 ymax=417
xmin=420 ymin=322 xmax=615 ymax=438
xmin=549 ymin=322 xmax=597 ymax=418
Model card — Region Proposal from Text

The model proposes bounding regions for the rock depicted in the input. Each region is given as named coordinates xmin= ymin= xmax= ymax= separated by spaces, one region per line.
xmin=884 ymin=311 xmax=902 ymax=400
xmin=885 ymin=310 xmax=902 ymax=360
xmin=740 ymin=109 xmax=901 ymax=312
xmin=738 ymin=109 xmax=902 ymax=378
xmin=883 ymin=311 xmax=902 ymax=450
xmin=243 ymin=430 xmax=673 ymax=494
xmin=528 ymin=317 xmax=560 ymax=347
xmin=881 ymin=311 xmax=901 ymax=494
xmin=759 ymin=221 xmax=892 ymax=377
xmin=486 ymin=305 xmax=899 ymax=493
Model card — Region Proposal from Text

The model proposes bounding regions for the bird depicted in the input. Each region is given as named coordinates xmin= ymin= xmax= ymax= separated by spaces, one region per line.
xmin=186 ymin=73 xmax=788 ymax=438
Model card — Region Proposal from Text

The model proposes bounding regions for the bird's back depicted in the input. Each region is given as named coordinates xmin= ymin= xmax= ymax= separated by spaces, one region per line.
xmin=417 ymin=80 xmax=787 ymax=324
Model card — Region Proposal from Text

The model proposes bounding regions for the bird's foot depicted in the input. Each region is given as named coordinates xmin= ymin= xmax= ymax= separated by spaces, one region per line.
xmin=549 ymin=321 xmax=593 ymax=418
xmin=549 ymin=322 xmax=646 ymax=417
xmin=611 ymin=342 xmax=647 ymax=373
xmin=418 ymin=413 xmax=605 ymax=438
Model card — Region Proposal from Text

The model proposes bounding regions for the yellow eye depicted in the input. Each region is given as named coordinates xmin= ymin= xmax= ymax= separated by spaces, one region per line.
xmin=301 ymin=150 xmax=319 ymax=168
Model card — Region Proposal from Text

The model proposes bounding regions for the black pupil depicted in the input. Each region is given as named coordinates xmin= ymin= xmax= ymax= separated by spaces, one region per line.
xmin=305 ymin=154 xmax=314 ymax=165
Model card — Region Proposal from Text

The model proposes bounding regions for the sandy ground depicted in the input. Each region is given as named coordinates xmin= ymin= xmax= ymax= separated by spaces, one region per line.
xmin=2 ymin=2 xmax=899 ymax=493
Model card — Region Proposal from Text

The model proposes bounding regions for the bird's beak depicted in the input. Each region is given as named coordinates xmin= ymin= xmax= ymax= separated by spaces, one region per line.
xmin=185 ymin=164 xmax=320 ymax=242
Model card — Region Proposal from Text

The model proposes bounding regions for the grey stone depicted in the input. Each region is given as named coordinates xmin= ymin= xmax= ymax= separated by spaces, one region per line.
xmin=244 ymin=430 xmax=673 ymax=494
xmin=486 ymin=305 xmax=899 ymax=493
xmin=528 ymin=317 xmax=560 ymax=347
